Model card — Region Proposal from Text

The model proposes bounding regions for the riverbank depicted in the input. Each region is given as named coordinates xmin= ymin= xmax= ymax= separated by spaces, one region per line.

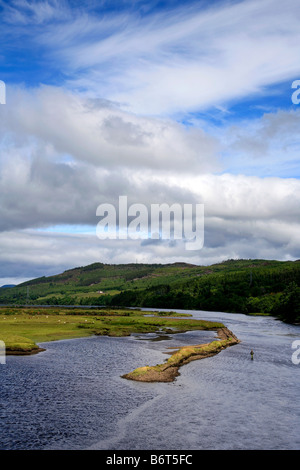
xmin=0 ymin=306 xmax=224 ymax=355
xmin=122 ymin=327 xmax=240 ymax=382
xmin=1 ymin=308 xmax=298 ymax=450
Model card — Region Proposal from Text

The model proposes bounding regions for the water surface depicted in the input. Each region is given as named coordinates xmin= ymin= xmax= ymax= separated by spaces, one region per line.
xmin=0 ymin=309 xmax=299 ymax=450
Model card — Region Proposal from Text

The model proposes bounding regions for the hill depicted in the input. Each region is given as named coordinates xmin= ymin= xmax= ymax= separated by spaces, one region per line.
xmin=0 ymin=259 xmax=299 ymax=323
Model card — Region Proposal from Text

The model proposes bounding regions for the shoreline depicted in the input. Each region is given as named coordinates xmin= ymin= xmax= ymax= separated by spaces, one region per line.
xmin=5 ymin=347 xmax=46 ymax=355
xmin=1 ymin=307 xmax=224 ymax=356
xmin=121 ymin=327 xmax=240 ymax=383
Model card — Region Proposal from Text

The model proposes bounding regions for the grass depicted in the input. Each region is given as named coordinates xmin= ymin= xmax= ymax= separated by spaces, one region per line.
xmin=123 ymin=328 xmax=240 ymax=382
xmin=0 ymin=306 xmax=223 ymax=354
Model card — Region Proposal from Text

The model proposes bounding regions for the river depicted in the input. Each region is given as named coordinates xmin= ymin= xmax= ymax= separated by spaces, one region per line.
xmin=0 ymin=309 xmax=299 ymax=450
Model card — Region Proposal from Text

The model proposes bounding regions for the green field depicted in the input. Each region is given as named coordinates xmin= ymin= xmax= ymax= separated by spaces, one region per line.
xmin=1 ymin=258 xmax=299 ymax=323
xmin=0 ymin=306 xmax=223 ymax=354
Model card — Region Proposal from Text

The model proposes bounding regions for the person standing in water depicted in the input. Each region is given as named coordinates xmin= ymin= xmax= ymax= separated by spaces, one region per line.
xmin=250 ymin=350 xmax=254 ymax=360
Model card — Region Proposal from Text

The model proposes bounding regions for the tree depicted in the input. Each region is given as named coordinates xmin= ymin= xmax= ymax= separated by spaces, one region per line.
xmin=272 ymin=282 xmax=300 ymax=323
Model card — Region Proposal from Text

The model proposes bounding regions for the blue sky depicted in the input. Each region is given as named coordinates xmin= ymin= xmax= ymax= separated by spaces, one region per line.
xmin=1 ymin=0 xmax=298 ymax=125
xmin=0 ymin=0 xmax=300 ymax=284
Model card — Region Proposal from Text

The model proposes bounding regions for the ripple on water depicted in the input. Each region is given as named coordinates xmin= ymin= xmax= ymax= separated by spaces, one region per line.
xmin=0 ymin=313 xmax=300 ymax=450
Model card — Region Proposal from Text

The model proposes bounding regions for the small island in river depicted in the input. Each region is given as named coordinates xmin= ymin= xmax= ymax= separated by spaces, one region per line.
xmin=122 ymin=326 xmax=240 ymax=382
xmin=0 ymin=306 xmax=240 ymax=382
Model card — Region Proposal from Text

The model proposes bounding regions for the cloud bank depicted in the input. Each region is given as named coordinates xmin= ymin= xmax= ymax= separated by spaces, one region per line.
xmin=0 ymin=0 xmax=300 ymax=284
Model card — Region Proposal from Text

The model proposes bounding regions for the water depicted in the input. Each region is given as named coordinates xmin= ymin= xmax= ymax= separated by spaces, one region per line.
xmin=0 ymin=309 xmax=299 ymax=450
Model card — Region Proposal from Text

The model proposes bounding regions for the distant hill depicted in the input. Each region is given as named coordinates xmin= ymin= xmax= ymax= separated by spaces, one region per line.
xmin=0 ymin=259 xmax=299 ymax=323
xmin=0 ymin=284 xmax=16 ymax=288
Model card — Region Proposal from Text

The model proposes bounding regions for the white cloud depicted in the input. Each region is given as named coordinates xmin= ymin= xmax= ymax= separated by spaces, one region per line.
xmin=1 ymin=86 xmax=220 ymax=172
xmin=2 ymin=0 xmax=300 ymax=115
xmin=211 ymin=108 xmax=300 ymax=177
xmin=0 ymin=0 xmax=69 ymax=24
xmin=1 ymin=202 xmax=299 ymax=284
xmin=1 ymin=1 xmax=300 ymax=282
xmin=39 ymin=0 xmax=300 ymax=115
xmin=0 ymin=84 xmax=299 ymax=281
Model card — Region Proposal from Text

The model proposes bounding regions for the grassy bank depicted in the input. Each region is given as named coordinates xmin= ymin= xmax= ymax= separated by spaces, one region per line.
xmin=122 ymin=327 xmax=240 ymax=382
xmin=0 ymin=306 xmax=223 ymax=355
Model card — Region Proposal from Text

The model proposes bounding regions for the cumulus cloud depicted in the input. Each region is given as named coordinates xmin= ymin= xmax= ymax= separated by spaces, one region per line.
xmin=0 ymin=84 xmax=300 ymax=284
xmin=0 ymin=85 xmax=220 ymax=235
xmin=0 ymin=1 xmax=300 ymax=284
xmin=1 ymin=86 xmax=220 ymax=172
xmin=223 ymin=109 xmax=300 ymax=173
xmin=1 ymin=203 xmax=300 ymax=284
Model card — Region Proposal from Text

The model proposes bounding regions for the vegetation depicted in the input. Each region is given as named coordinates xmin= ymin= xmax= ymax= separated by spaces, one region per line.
xmin=1 ymin=259 xmax=299 ymax=323
xmin=123 ymin=326 xmax=240 ymax=382
xmin=0 ymin=306 xmax=223 ymax=354
xmin=110 ymin=260 xmax=300 ymax=324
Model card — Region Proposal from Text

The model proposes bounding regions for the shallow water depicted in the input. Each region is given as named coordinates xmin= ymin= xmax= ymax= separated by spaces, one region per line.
xmin=0 ymin=309 xmax=299 ymax=450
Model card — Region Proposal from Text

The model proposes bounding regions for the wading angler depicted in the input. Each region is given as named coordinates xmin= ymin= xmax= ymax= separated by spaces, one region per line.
xmin=96 ymin=196 xmax=204 ymax=251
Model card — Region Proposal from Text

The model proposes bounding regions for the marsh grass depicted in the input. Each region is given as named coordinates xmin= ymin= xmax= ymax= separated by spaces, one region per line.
xmin=123 ymin=330 xmax=240 ymax=382
xmin=0 ymin=306 xmax=223 ymax=354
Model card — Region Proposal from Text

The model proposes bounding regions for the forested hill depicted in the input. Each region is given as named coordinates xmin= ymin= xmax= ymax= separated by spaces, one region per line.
xmin=0 ymin=259 xmax=299 ymax=323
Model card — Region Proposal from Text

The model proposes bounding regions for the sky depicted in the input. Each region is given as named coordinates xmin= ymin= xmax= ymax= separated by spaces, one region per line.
xmin=0 ymin=0 xmax=300 ymax=285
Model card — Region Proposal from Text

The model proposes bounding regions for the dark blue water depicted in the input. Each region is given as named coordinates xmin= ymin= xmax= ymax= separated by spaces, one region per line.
xmin=0 ymin=310 xmax=299 ymax=450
